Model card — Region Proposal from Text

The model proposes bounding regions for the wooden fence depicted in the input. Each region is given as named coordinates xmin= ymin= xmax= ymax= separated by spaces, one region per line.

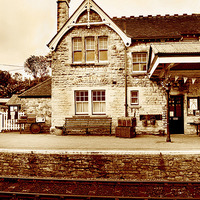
xmin=0 ymin=112 xmax=24 ymax=132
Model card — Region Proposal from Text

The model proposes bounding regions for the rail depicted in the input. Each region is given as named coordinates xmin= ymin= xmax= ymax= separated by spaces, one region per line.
xmin=0 ymin=177 xmax=199 ymax=199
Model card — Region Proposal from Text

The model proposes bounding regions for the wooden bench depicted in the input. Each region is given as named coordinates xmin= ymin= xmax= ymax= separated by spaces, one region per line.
xmin=63 ymin=116 xmax=112 ymax=135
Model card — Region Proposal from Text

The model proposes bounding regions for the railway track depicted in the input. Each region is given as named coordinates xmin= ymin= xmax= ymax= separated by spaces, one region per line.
xmin=0 ymin=177 xmax=199 ymax=199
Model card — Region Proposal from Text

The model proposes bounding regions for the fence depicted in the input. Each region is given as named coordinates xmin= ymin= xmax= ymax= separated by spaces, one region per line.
xmin=0 ymin=112 xmax=24 ymax=132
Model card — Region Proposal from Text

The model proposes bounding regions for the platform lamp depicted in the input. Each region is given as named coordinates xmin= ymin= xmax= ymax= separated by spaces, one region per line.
xmin=165 ymin=82 xmax=171 ymax=142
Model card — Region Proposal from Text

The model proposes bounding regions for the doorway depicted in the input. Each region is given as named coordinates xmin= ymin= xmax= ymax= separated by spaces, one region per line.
xmin=169 ymin=95 xmax=184 ymax=134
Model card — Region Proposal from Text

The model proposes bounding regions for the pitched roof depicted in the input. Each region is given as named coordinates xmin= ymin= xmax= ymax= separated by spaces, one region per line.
xmin=6 ymin=94 xmax=21 ymax=106
xmin=112 ymin=14 xmax=200 ymax=39
xmin=19 ymin=78 xmax=51 ymax=98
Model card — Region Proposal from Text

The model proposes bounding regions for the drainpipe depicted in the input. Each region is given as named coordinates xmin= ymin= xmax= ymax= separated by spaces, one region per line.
xmin=124 ymin=45 xmax=128 ymax=117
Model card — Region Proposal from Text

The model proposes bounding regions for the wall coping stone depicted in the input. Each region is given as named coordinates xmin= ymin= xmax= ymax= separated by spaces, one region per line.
xmin=0 ymin=149 xmax=200 ymax=155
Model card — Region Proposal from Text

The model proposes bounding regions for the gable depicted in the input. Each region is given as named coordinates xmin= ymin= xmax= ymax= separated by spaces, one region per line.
xmin=48 ymin=0 xmax=131 ymax=51
xmin=77 ymin=9 xmax=102 ymax=24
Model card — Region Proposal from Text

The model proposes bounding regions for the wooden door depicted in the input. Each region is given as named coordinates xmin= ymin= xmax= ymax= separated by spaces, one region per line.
xmin=169 ymin=95 xmax=184 ymax=134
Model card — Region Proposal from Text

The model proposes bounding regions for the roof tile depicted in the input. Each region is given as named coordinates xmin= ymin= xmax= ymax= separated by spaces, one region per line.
xmin=112 ymin=14 xmax=200 ymax=39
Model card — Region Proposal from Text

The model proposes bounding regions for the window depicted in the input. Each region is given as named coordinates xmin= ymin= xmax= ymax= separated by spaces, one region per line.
xmin=132 ymin=53 xmax=147 ymax=72
xmin=75 ymin=90 xmax=106 ymax=115
xmin=72 ymin=36 xmax=108 ymax=63
xmin=130 ymin=90 xmax=139 ymax=105
xmin=187 ymin=97 xmax=200 ymax=115
xmin=85 ymin=37 xmax=95 ymax=62
xmin=73 ymin=38 xmax=82 ymax=63
xmin=92 ymin=90 xmax=106 ymax=114
xmin=75 ymin=91 xmax=88 ymax=114
xmin=98 ymin=37 xmax=108 ymax=62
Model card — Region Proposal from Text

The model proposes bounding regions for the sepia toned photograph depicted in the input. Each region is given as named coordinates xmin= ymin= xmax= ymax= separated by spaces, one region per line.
xmin=0 ymin=0 xmax=200 ymax=199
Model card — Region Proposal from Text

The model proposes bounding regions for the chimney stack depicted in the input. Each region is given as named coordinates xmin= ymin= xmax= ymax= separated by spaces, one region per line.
xmin=57 ymin=0 xmax=71 ymax=32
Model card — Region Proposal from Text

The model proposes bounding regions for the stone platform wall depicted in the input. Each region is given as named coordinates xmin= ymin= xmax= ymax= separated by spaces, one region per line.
xmin=0 ymin=151 xmax=200 ymax=181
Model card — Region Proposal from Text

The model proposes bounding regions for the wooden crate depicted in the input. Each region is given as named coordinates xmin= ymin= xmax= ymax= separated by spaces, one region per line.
xmin=115 ymin=127 xmax=136 ymax=138
xmin=118 ymin=117 xmax=136 ymax=127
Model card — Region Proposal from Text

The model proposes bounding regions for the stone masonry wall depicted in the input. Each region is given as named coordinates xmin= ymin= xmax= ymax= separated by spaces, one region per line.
xmin=51 ymin=25 xmax=127 ymax=130
xmin=183 ymin=79 xmax=200 ymax=135
xmin=51 ymin=24 xmax=167 ymax=134
xmin=20 ymin=98 xmax=51 ymax=132
xmin=0 ymin=151 xmax=200 ymax=182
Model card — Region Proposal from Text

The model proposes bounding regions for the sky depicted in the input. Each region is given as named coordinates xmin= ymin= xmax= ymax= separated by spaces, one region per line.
xmin=0 ymin=0 xmax=200 ymax=67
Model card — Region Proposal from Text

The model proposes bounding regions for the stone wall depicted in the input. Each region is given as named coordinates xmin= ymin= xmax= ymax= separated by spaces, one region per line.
xmin=20 ymin=98 xmax=51 ymax=132
xmin=51 ymin=24 xmax=167 ymax=134
xmin=0 ymin=151 xmax=200 ymax=182
xmin=184 ymin=79 xmax=200 ymax=134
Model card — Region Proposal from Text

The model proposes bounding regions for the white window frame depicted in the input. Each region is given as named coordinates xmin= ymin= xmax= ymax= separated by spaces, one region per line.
xmin=132 ymin=53 xmax=147 ymax=72
xmin=98 ymin=36 xmax=108 ymax=63
xmin=75 ymin=90 xmax=89 ymax=115
xmin=74 ymin=89 xmax=106 ymax=115
xmin=92 ymin=90 xmax=106 ymax=115
xmin=130 ymin=90 xmax=139 ymax=105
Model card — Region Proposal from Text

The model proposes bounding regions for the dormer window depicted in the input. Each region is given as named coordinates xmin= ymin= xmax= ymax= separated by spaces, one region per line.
xmin=132 ymin=53 xmax=147 ymax=72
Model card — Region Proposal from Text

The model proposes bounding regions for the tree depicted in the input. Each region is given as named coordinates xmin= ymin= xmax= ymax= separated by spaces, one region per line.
xmin=24 ymin=55 xmax=51 ymax=79
xmin=0 ymin=69 xmax=50 ymax=98
xmin=0 ymin=70 xmax=12 ymax=87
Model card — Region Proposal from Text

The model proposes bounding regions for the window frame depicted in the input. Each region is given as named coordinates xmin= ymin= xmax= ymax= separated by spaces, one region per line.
xmin=85 ymin=37 xmax=95 ymax=63
xmin=187 ymin=97 xmax=200 ymax=116
xmin=92 ymin=90 xmax=106 ymax=115
xmin=75 ymin=90 xmax=89 ymax=115
xmin=130 ymin=90 xmax=139 ymax=105
xmin=98 ymin=36 xmax=108 ymax=63
xmin=132 ymin=52 xmax=147 ymax=72
xmin=73 ymin=37 xmax=83 ymax=64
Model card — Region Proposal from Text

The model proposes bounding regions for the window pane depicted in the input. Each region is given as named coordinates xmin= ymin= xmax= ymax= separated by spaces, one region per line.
xmin=99 ymin=37 xmax=107 ymax=49
xmin=131 ymin=98 xmax=138 ymax=104
xmin=93 ymin=102 xmax=106 ymax=113
xmin=93 ymin=102 xmax=100 ymax=113
xmin=141 ymin=64 xmax=147 ymax=71
xmin=132 ymin=55 xmax=137 ymax=62
xmin=74 ymin=51 xmax=82 ymax=62
xmin=133 ymin=64 xmax=140 ymax=71
xmin=131 ymin=91 xmax=138 ymax=97
xmin=99 ymin=50 xmax=108 ymax=61
xmin=101 ymin=102 xmax=106 ymax=112
xmin=73 ymin=38 xmax=82 ymax=50
xmin=86 ymin=37 xmax=95 ymax=50
xmin=141 ymin=54 xmax=147 ymax=62
xmin=83 ymin=102 xmax=88 ymax=112
xmin=76 ymin=102 xmax=82 ymax=112
xmin=86 ymin=50 xmax=95 ymax=62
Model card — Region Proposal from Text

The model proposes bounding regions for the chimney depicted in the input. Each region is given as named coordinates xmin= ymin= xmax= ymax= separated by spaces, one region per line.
xmin=57 ymin=0 xmax=71 ymax=32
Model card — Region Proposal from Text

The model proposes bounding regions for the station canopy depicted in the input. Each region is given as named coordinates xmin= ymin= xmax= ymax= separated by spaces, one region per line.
xmin=148 ymin=42 xmax=200 ymax=82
